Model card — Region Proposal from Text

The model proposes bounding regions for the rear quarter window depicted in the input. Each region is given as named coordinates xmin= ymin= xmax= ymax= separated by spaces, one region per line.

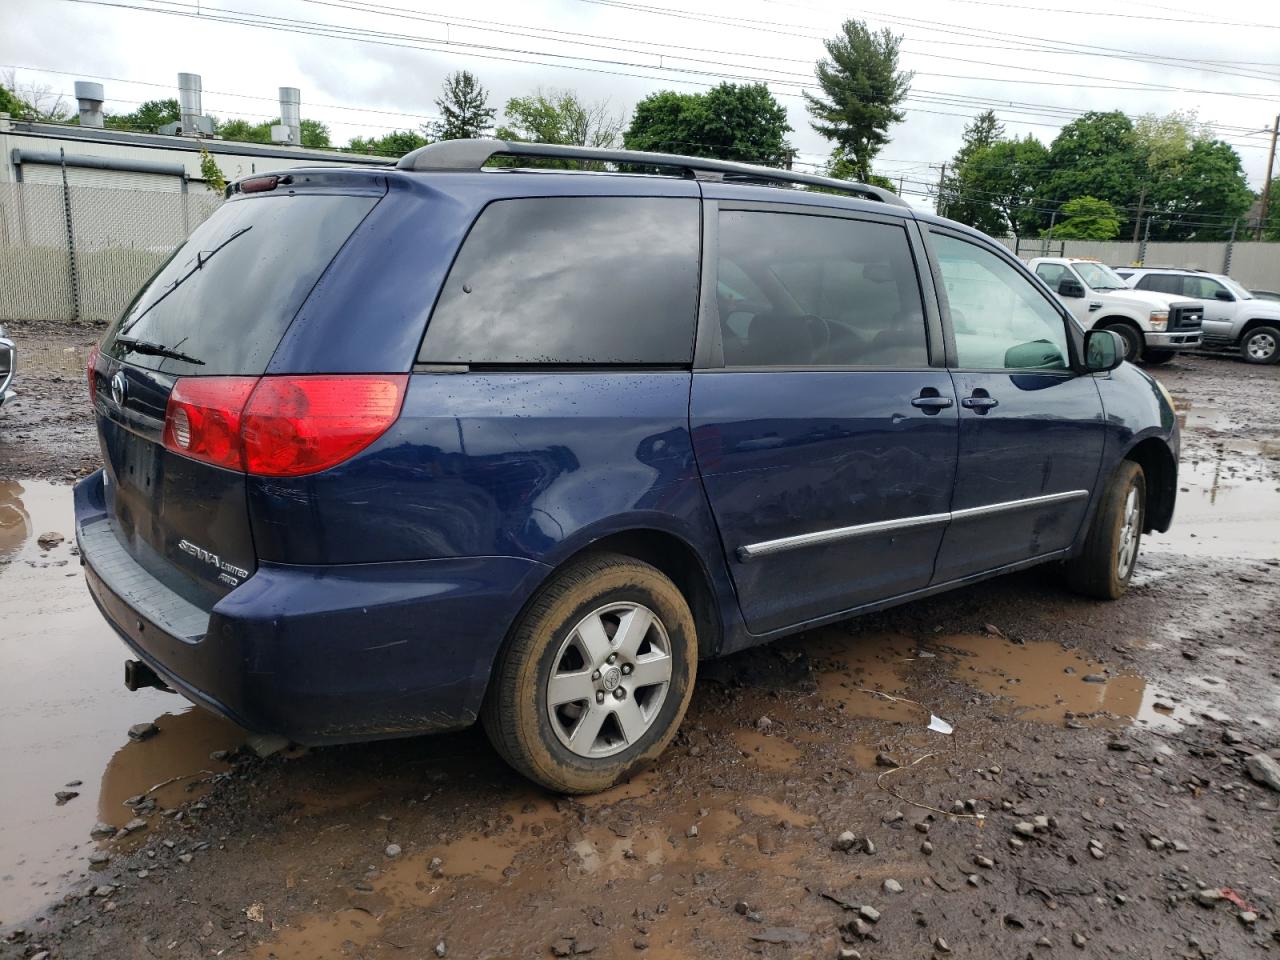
xmin=419 ymin=197 xmax=700 ymax=365
xmin=105 ymin=193 xmax=378 ymax=376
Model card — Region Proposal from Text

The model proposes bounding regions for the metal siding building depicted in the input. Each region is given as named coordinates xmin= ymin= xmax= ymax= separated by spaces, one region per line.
xmin=0 ymin=115 xmax=388 ymax=189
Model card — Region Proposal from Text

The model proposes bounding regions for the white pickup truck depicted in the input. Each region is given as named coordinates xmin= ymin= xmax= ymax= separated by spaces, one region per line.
xmin=1027 ymin=257 xmax=1203 ymax=364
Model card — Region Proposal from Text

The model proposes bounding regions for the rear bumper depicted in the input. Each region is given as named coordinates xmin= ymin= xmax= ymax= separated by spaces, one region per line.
xmin=74 ymin=470 xmax=550 ymax=744
xmin=1144 ymin=331 xmax=1200 ymax=349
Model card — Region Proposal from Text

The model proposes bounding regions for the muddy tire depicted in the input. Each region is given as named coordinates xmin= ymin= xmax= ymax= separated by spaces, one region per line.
xmin=1064 ymin=461 xmax=1145 ymax=601
xmin=1240 ymin=325 xmax=1280 ymax=365
xmin=1101 ymin=322 xmax=1143 ymax=363
xmin=1142 ymin=349 xmax=1175 ymax=365
xmin=481 ymin=553 xmax=697 ymax=794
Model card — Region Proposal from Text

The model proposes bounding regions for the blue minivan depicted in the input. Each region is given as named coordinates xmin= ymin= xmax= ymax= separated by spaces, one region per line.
xmin=75 ymin=140 xmax=1179 ymax=793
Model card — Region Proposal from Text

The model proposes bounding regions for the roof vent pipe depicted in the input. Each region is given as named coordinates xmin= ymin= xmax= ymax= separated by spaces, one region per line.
xmin=178 ymin=73 xmax=202 ymax=134
xmin=74 ymin=81 xmax=105 ymax=128
xmin=279 ymin=86 xmax=301 ymax=145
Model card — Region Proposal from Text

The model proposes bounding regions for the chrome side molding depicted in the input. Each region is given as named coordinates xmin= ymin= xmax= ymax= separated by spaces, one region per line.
xmin=736 ymin=489 xmax=1090 ymax=562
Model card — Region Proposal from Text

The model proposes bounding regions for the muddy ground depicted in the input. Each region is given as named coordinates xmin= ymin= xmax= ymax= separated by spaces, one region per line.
xmin=1 ymin=319 xmax=1278 ymax=960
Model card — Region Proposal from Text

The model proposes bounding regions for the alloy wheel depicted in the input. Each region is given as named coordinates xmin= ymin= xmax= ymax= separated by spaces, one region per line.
xmin=1116 ymin=486 xmax=1140 ymax=579
xmin=546 ymin=602 xmax=673 ymax=758
xmin=1246 ymin=331 xmax=1277 ymax=362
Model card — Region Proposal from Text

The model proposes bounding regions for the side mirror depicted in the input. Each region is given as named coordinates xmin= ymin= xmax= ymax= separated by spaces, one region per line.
xmin=1084 ymin=328 xmax=1124 ymax=372
xmin=1214 ymin=289 xmax=1234 ymax=302
xmin=1058 ymin=278 xmax=1085 ymax=298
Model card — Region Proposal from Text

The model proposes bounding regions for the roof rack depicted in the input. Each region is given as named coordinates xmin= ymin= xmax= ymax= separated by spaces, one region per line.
xmin=395 ymin=138 xmax=910 ymax=208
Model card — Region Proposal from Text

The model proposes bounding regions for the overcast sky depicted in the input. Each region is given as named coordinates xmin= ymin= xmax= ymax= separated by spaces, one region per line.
xmin=4 ymin=0 xmax=1278 ymax=209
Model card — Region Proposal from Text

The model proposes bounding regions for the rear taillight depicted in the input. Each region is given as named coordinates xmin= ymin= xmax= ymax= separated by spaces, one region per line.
xmin=162 ymin=375 xmax=407 ymax=477
xmin=87 ymin=344 xmax=99 ymax=406
xmin=163 ymin=377 xmax=258 ymax=471
xmin=242 ymin=376 xmax=408 ymax=477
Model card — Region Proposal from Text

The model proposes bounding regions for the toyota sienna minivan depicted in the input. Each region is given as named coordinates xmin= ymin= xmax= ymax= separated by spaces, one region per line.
xmin=76 ymin=139 xmax=1179 ymax=793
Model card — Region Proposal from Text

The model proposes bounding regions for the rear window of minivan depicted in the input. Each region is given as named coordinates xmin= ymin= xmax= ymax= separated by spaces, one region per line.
xmin=104 ymin=193 xmax=378 ymax=377
xmin=419 ymin=197 xmax=700 ymax=365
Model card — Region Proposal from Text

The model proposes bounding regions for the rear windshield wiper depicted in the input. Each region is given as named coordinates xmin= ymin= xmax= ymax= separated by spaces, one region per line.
xmin=120 ymin=226 xmax=253 ymax=336
xmin=115 ymin=336 xmax=205 ymax=366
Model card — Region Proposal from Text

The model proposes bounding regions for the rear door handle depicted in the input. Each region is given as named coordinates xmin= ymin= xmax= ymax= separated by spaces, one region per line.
xmin=911 ymin=391 xmax=954 ymax=413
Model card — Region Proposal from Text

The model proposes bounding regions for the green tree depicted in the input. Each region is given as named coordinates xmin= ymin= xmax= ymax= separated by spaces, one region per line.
xmin=1042 ymin=111 xmax=1143 ymax=235
xmin=199 ymin=147 xmax=227 ymax=194
xmin=804 ymin=19 xmax=913 ymax=183
xmin=104 ymin=98 xmax=180 ymax=132
xmin=624 ymin=83 xmax=791 ymax=165
xmin=1264 ymin=178 xmax=1280 ymax=242
xmin=823 ymin=149 xmax=896 ymax=194
xmin=0 ymin=83 xmax=25 ymax=117
xmin=216 ymin=117 xmax=267 ymax=143
xmin=939 ymin=109 xmax=1005 ymax=225
xmin=216 ymin=116 xmax=331 ymax=148
xmin=0 ymin=69 xmax=68 ymax=121
xmin=1046 ymin=196 xmax=1121 ymax=240
xmin=433 ymin=71 xmax=495 ymax=141
xmin=964 ymin=135 xmax=1051 ymax=238
xmin=1146 ymin=138 xmax=1253 ymax=241
xmin=499 ymin=88 xmax=622 ymax=148
xmin=300 ymin=118 xmax=330 ymax=148
xmin=347 ymin=129 xmax=430 ymax=158
xmin=1133 ymin=110 xmax=1207 ymax=173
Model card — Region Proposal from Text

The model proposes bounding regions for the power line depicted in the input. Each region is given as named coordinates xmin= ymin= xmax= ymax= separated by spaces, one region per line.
xmin=587 ymin=0 xmax=1280 ymax=86
xmin=51 ymin=0 xmax=1278 ymax=149
xmin=892 ymin=0 xmax=1280 ymax=30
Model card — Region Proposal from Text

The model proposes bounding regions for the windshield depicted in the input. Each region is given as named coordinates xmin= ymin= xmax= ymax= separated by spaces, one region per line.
xmin=1221 ymin=276 xmax=1253 ymax=300
xmin=1074 ymin=262 xmax=1127 ymax=291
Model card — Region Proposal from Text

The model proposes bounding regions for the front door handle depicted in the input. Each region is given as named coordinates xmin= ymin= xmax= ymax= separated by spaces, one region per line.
xmin=961 ymin=389 xmax=999 ymax=414
xmin=911 ymin=389 xmax=954 ymax=414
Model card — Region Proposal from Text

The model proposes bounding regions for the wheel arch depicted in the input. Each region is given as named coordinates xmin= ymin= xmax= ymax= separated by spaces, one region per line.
xmin=1096 ymin=315 xmax=1144 ymax=334
xmin=560 ymin=528 xmax=725 ymax=661
xmin=1240 ymin=316 xmax=1280 ymax=336
xmin=493 ymin=522 xmax=731 ymax=678
xmin=1122 ymin=436 xmax=1177 ymax=533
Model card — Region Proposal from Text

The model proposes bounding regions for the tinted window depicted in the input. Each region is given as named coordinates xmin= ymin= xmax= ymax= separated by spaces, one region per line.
xmin=1183 ymin=276 xmax=1229 ymax=300
xmin=1035 ymin=263 xmax=1067 ymax=288
xmin=933 ymin=233 xmax=1070 ymax=371
xmin=420 ymin=197 xmax=699 ymax=365
xmin=105 ymin=194 xmax=378 ymax=376
xmin=717 ymin=211 xmax=927 ymax=367
xmin=1137 ymin=274 xmax=1182 ymax=295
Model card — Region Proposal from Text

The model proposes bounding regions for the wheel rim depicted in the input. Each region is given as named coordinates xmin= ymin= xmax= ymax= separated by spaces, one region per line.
xmin=1246 ymin=332 xmax=1276 ymax=361
xmin=546 ymin=601 xmax=673 ymax=759
xmin=1116 ymin=486 xmax=1140 ymax=579
xmin=1122 ymin=329 xmax=1140 ymax=361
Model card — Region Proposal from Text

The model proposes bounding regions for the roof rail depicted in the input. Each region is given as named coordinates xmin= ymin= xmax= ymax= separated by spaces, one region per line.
xmin=395 ymin=138 xmax=911 ymax=209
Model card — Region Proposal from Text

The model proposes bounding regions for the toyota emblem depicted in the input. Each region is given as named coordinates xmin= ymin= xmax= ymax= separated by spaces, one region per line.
xmin=110 ymin=371 xmax=127 ymax=407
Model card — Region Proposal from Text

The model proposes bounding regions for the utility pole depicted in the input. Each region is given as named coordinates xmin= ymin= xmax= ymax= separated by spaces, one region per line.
xmin=1132 ymin=184 xmax=1147 ymax=243
xmin=1043 ymin=210 xmax=1057 ymax=257
xmin=1225 ymin=218 xmax=1238 ymax=274
xmin=1139 ymin=216 xmax=1151 ymax=265
xmin=935 ymin=162 xmax=947 ymax=217
xmin=1257 ymin=113 xmax=1279 ymax=241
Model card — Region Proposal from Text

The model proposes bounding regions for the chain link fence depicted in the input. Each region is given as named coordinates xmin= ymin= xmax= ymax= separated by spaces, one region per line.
xmin=0 ymin=180 xmax=223 ymax=324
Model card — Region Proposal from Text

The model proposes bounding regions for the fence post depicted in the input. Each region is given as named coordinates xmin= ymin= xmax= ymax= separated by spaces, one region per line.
xmin=59 ymin=148 xmax=81 ymax=322
xmin=1224 ymin=218 xmax=1237 ymax=275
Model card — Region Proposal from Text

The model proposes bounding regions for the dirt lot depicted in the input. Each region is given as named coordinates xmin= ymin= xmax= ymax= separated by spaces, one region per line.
xmin=1 ymin=319 xmax=1278 ymax=960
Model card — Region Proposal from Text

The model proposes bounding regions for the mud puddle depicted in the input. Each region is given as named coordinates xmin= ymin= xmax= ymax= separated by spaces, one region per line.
xmin=934 ymin=633 xmax=1200 ymax=730
xmin=1145 ymin=431 xmax=1280 ymax=559
xmin=0 ymin=480 xmax=246 ymax=924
